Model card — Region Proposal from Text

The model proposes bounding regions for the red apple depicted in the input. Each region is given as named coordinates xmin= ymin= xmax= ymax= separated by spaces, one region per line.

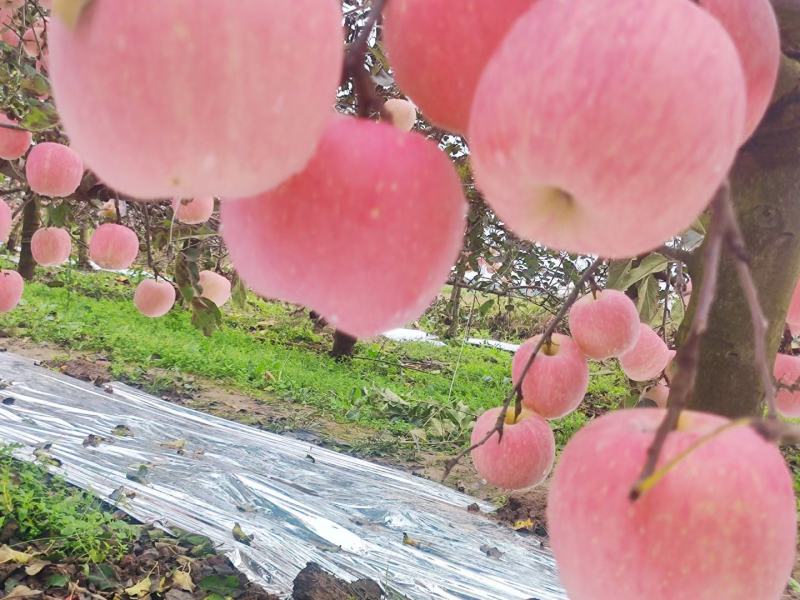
xmin=548 ymin=409 xmax=797 ymax=600
xmin=88 ymin=223 xmax=139 ymax=270
xmin=383 ymin=0 xmax=534 ymax=134
xmin=0 ymin=269 xmax=23 ymax=312
xmin=787 ymin=278 xmax=800 ymax=329
xmin=468 ymin=0 xmax=745 ymax=258
xmin=568 ymin=290 xmax=640 ymax=359
xmin=699 ymin=0 xmax=780 ymax=140
xmin=470 ymin=406 xmax=555 ymax=490
xmin=0 ymin=114 xmax=31 ymax=160
xmin=220 ymin=118 xmax=466 ymax=338
xmin=172 ymin=197 xmax=214 ymax=226
xmin=198 ymin=270 xmax=230 ymax=308
xmin=25 ymin=142 xmax=83 ymax=198
xmin=31 ymin=227 xmax=71 ymax=266
xmin=774 ymin=352 xmax=800 ymax=417
xmin=512 ymin=333 xmax=589 ymax=419
xmin=619 ymin=324 xmax=671 ymax=382
xmin=134 ymin=279 xmax=176 ymax=318
xmin=47 ymin=0 xmax=343 ymax=199
xmin=640 ymin=384 xmax=670 ymax=409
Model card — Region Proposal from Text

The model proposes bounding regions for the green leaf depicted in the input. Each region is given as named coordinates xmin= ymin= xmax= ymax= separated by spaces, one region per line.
xmin=478 ymin=298 xmax=495 ymax=317
xmin=87 ymin=564 xmax=117 ymax=591
xmin=45 ymin=203 xmax=70 ymax=228
xmin=198 ymin=576 xmax=240 ymax=597
xmin=190 ymin=297 xmax=222 ymax=337
xmin=636 ymin=275 xmax=660 ymax=325
xmin=608 ymin=254 xmax=668 ymax=292
xmin=43 ymin=574 xmax=69 ymax=590
xmin=670 ymin=294 xmax=685 ymax=331
xmin=20 ymin=101 xmax=60 ymax=132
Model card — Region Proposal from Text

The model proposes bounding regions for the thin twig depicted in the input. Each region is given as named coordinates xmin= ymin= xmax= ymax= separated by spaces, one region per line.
xmin=143 ymin=204 xmax=160 ymax=280
xmin=441 ymin=256 xmax=603 ymax=482
xmin=630 ymin=184 xmax=728 ymax=500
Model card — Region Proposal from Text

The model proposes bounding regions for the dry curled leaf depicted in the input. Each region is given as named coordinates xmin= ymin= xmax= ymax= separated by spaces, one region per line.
xmin=124 ymin=575 xmax=152 ymax=598
xmin=171 ymin=569 xmax=194 ymax=592
xmin=0 ymin=546 xmax=35 ymax=565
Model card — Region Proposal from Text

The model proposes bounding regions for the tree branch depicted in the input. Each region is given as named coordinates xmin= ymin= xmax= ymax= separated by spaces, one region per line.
xmin=341 ymin=0 xmax=389 ymax=119
xmin=441 ymin=256 xmax=603 ymax=482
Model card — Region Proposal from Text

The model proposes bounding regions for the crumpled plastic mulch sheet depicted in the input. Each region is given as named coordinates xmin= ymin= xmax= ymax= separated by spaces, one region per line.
xmin=0 ymin=353 xmax=567 ymax=600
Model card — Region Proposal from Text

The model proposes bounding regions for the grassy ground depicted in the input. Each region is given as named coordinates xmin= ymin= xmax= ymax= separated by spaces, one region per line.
xmin=0 ymin=267 xmax=630 ymax=452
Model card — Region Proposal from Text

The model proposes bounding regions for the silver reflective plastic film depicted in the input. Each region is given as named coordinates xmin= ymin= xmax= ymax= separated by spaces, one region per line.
xmin=0 ymin=353 xmax=567 ymax=600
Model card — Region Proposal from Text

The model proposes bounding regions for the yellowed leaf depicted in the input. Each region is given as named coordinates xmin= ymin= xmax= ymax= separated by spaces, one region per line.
xmin=124 ymin=576 xmax=152 ymax=598
xmin=402 ymin=533 xmax=421 ymax=548
xmin=171 ymin=570 xmax=194 ymax=592
xmin=0 ymin=546 xmax=34 ymax=565
xmin=24 ymin=560 xmax=49 ymax=576
xmin=512 ymin=518 xmax=534 ymax=531
xmin=2 ymin=585 xmax=41 ymax=600
xmin=53 ymin=0 xmax=94 ymax=29
xmin=159 ymin=439 xmax=186 ymax=451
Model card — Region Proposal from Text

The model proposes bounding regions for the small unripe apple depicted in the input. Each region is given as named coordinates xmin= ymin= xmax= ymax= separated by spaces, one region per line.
xmin=88 ymin=223 xmax=139 ymax=270
xmin=382 ymin=99 xmax=417 ymax=132
xmin=469 ymin=0 xmax=745 ymax=258
xmin=619 ymin=324 xmax=671 ymax=382
xmin=31 ymin=227 xmax=71 ymax=266
xmin=198 ymin=270 xmax=230 ymax=308
xmin=568 ymin=290 xmax=640 ymax=359
xmin=25 ymin=142 xmax=83 ymax=197
xmin=172 ymin=197 xmax=214 ymax=225
xmin=640 ymin=384 xmax=670 ymax=409
xmin=548 ymin=409 xmax=797 ymax=600
xmin=0 ymin=114 xmax=31 ymax=160
xmin=134 ymin=279 xmax=176 ymax=318
xmin=512 ymin=333 xmax=589 ymax=419
xmin=0 ymin=269 xmax=23 ymax=312
xmin=0 ymin=200 xmax=11 ymax=243
xmin=774 ymin=352 xmax=800 ymax=418
xmin=470 ymin=406 xmax=555 ymax=490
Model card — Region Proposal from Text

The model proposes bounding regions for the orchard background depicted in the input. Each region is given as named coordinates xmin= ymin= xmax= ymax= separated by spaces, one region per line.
xmin=0 ymin=0 xmax=798 ymax=599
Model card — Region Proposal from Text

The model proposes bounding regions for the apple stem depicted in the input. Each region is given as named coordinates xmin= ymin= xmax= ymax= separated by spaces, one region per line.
xmin=632 ymin=417 xmax=752 ymax=500
xmin=441 ymin=256 xmax=604 ymax=483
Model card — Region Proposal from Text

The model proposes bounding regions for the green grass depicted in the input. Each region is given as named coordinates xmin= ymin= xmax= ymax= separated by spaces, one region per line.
xmin=0 ymin=445 xmax=139 ymax=562
xmin=0 ymin=268 xmax=630 ymax=450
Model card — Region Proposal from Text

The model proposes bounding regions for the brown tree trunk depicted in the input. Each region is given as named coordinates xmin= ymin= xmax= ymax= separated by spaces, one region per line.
xmin=681 ymin=44 xmax=800 ymax=417
xmin=445 ymin=259 xmax=467 ymax=339
xmin=17 ymin=197 xmax=39 ymax=281
xmin=330 ymin=330 xmax=357 ymax=359
xmin=77 ymin=223 xmax=91 ymax=269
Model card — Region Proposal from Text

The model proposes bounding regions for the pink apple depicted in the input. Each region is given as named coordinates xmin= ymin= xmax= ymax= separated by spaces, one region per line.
xmin=25 ymin=142 xmax=83 ymax=197
xmin=220 ymin=118 xmax=466 ymax=338
xmin=640 ymin=384 xmax=670 ymax=409
xmin=22 ymin=21 xmax=45 ymax=57
xmin=619 ymin=324 xmax=671 ymax=382
xmin=568 ymin=290 xmax=641 ymax=359
xmin=470 ymin=406 xmax=555 ymax=490
xmin=172 ymin=197 xmax=214 ymax=226
xmin=548 ymin=409 xmax=797 ymax=600
xmin=0 ymin=270 xmax=22 ymax=312
xmin=469 ymin=0 xmax=745 ymax=258
xmin=198 ymin=270 xmax=230 ymax=308
xmin=664 ymin=349 xmax=678 ymax=381
xmin=512 ymin=333 xmax=589 ymax=419
xmin=0 ymin=114 xmax=31 ymax=160
xmin=383 ymin=0 xmax=534 ymax=134
xmin=382 ymin=99 xmax=417 ymax=132
xmin=774 ymin=353 xmax=800 ymax=417
xmin=699 ymin=0 xmax=780 ymax=140
xmin=134 ymin=279 xmax=176 ymax=318
xmin=31 ymin=227 xmax=71 ymax=266
xmin=88 ymin=223 xmax=139 ymax=270
xmin=0 ymin=200 xmax=10 ymax=243
xmin=47 ymin=0 xmax=343 ymax=200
